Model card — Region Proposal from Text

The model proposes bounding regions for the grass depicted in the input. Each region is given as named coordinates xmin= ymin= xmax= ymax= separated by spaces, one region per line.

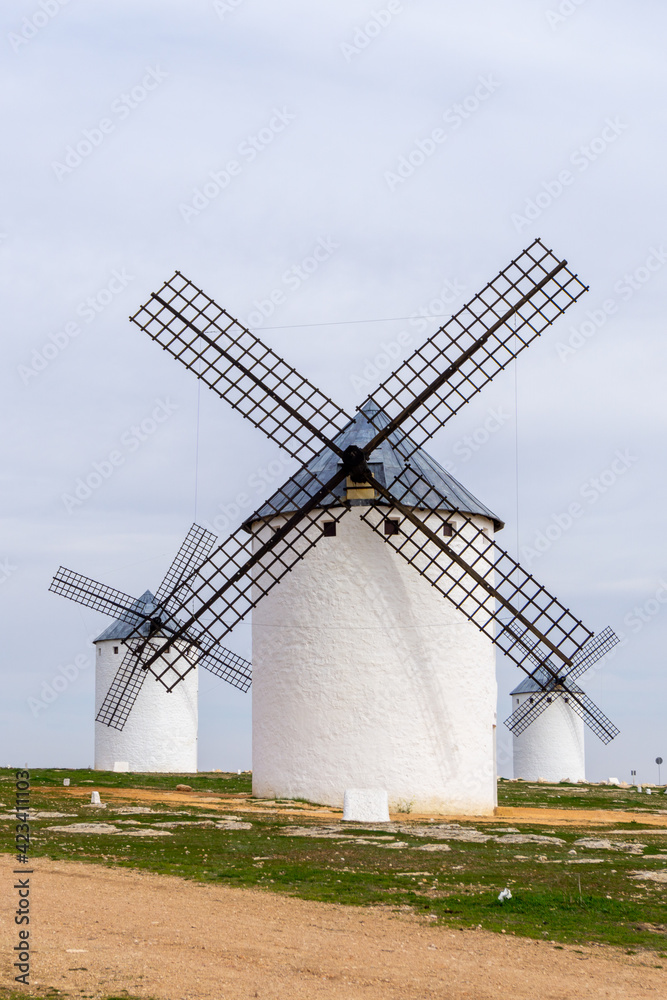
xmin=497 ymin=777 xmax=667 ymax=814
xmin=2 ymin=769 xmax=667 ymax=963
xmin=0 ymin=767 xmax=252 ymax=796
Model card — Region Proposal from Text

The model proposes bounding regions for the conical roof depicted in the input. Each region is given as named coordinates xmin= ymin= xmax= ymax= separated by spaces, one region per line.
xmin=249 ymin=401 xmax=503 ymax=530
xmin=94 ymin=589 xmax=167 ymax=642
xmin=510 ymin=666 xmax=583 ymax=696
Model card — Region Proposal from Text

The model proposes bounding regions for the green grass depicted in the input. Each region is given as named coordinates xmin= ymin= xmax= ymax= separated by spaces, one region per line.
xmin=0 ymin=767 xmax=252 ymax=796
xmin=2 ymin=768 xmax=667 ymax=960
xmin=497 ymin=777 xmax=667 ymax=813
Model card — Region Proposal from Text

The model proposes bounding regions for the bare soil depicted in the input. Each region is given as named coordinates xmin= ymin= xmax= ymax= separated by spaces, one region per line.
xmin=57 ymin=785 xmax=667 ymax=828
xmin=2 ymin=853 xmax=665 ymax=999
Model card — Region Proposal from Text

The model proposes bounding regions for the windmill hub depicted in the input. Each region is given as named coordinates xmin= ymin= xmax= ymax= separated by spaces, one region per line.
xmin=342 ymin=444 xmax=371 ymax=483
xmin=147 ymin=616 xmax=163 ymax=636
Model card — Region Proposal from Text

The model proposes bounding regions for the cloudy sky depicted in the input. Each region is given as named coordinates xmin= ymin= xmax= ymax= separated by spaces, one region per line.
xmin=2 ymin=0 xmax=665 ymax=783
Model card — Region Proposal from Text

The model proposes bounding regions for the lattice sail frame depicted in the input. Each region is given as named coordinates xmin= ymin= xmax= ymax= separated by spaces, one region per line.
xmin=130 ymin=471 xmax=353 ymax=684
xmin=49 ymin=569 xmax=144 ymax=631
xmin=130 ymin=272 xmax=352 ymax=466
xmin=156 ymin=523 xmax=218 ymax=610
xmin=125 ymin=239 xmax=618 ymax=742
xmin=358 ymin=466 xmax=619 ymax=742
xmin=359 ymin=467 xmax=588 ymax=674
xmin=49 ymin=524 xmax=252 ymax=731
xmin=503 ymin=623 xmax=620 ymax=741
xmin=131 ymin=241 xmax=584 ymax=665
xmin=364 ymin=239 xmax=588 ymax=458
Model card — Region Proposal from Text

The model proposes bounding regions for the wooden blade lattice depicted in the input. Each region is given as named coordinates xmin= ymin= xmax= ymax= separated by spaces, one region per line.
xmin=359 ymin=467 xmax=593 ymax=668
xmin=131 ymin=272 xmax=351 ymax=465
xmin=137 ymin=473 xmax=352 ymax=682
xmin=49 ymin=569 xmax=145 ymax=630
xmin=503 ymin=623 xmax=619 ymax=741
xmin=51 ymin=531 xmax=252 ymax=731
xmin=505 ymin=685 xmax=619 ymax=744
xmin=96 ymin=645 xmax=149 ymax=729
xmin=364 ymin=239 xmax=588 ymax=458
xmin=155 ymin=523 xmax=217 ymax=610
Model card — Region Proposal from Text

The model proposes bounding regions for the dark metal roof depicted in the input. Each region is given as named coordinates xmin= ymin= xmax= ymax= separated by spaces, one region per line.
xmin=249 ymin=401 xmax=503 ymax=530
xmin=510 ymin=666 xmax=584 ymax=696
xmin=93 ymin=589 xmax=179 ymax=642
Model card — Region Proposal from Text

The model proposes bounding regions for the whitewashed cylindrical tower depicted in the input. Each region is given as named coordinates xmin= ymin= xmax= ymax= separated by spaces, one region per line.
xmin=251 ymin=403 xmax=503 ymax=816
xmin=94 ymin=590 xmax=198 ymax=773
xmin=510 ymin=671 xmax=585 ymax=782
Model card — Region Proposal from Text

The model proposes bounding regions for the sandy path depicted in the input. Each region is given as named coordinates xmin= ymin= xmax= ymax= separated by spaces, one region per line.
xmin=1 ymin=854 xmax=664 ymax=999
xmin=54 ymin=785 xmax=667 ymax=828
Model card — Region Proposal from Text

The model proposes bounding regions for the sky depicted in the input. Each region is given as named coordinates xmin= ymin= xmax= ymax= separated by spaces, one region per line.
xmin=1 ymin=0 xmax=666 ymax=783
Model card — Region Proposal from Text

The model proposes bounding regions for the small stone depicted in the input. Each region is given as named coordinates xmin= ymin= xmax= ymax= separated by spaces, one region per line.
xmin=175 ymin=784 xmax=193 ymax=792
xmin=495 ymin=833 xmax=565 ymax=846
xmin=46 ymin=823 xmax=118 ymax=834
xmin=123 ymin=829 xmax=173 ymax=837
xmin=629 ymin=870 xmax=667 ymax=883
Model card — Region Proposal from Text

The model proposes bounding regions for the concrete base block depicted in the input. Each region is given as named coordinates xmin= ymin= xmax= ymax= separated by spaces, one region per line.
xmin=343 ymin=788 xmax=390 ymax=823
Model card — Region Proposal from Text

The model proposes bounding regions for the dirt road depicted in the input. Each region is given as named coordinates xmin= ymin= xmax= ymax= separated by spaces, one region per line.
xmin=1 ymin=854 xmax=664 ymax=999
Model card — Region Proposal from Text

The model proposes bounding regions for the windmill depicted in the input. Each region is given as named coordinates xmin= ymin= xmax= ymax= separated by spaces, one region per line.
xmin=59 ymin=238 xmax=620 ymax=811
xmin=49 ymin=523 xmax=251 ymax=772
xmin=505 ymin=618 xmax=617 ymax=782
xmin=509 ymin=667 xmax=587 ymax=782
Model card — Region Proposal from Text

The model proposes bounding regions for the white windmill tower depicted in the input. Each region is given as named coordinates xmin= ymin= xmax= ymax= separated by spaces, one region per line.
xmin=49 ymin=526 xmax=252 ymax=772
xmin=73 ymin=239 xmax=620 ymax=813
xmin=250 ymin=401 xmax=503 ymax=814
xmin=509 ymin=668 xmax=586 ymax=782
xmin=93 ymin=589 xmax=198 ymax=772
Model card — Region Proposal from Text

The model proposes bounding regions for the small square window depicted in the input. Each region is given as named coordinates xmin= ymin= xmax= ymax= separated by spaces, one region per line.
xmin=113 ymin=646 xmax=119 ymax=654
xmin=322 ymin=521 xmax=336 ymax=537
xmin=443 ymin=522 xmax=453 ymax=537
xmin=384 ymin=519 xmax=399 ymax=536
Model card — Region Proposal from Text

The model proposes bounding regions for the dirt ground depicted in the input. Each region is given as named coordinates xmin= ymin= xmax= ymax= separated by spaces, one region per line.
xmin=1 ymin=853 xmax=665 ymax=1000
xmin=57 ymin=785 xmax=667 ymax=828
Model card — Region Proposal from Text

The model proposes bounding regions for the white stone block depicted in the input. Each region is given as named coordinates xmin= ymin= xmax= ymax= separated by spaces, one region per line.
xmin=112 ymin=762 xmax=129 ymax=772
xmin=343 ymin=788 xmax=390 ymax=823
xmin=63 ymin=778 xmax=70 ymax=786
xmin=608 ymin=777 xmax=620 ymax=785
xmin=90 ymin=791 xmax=101 ymax=805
